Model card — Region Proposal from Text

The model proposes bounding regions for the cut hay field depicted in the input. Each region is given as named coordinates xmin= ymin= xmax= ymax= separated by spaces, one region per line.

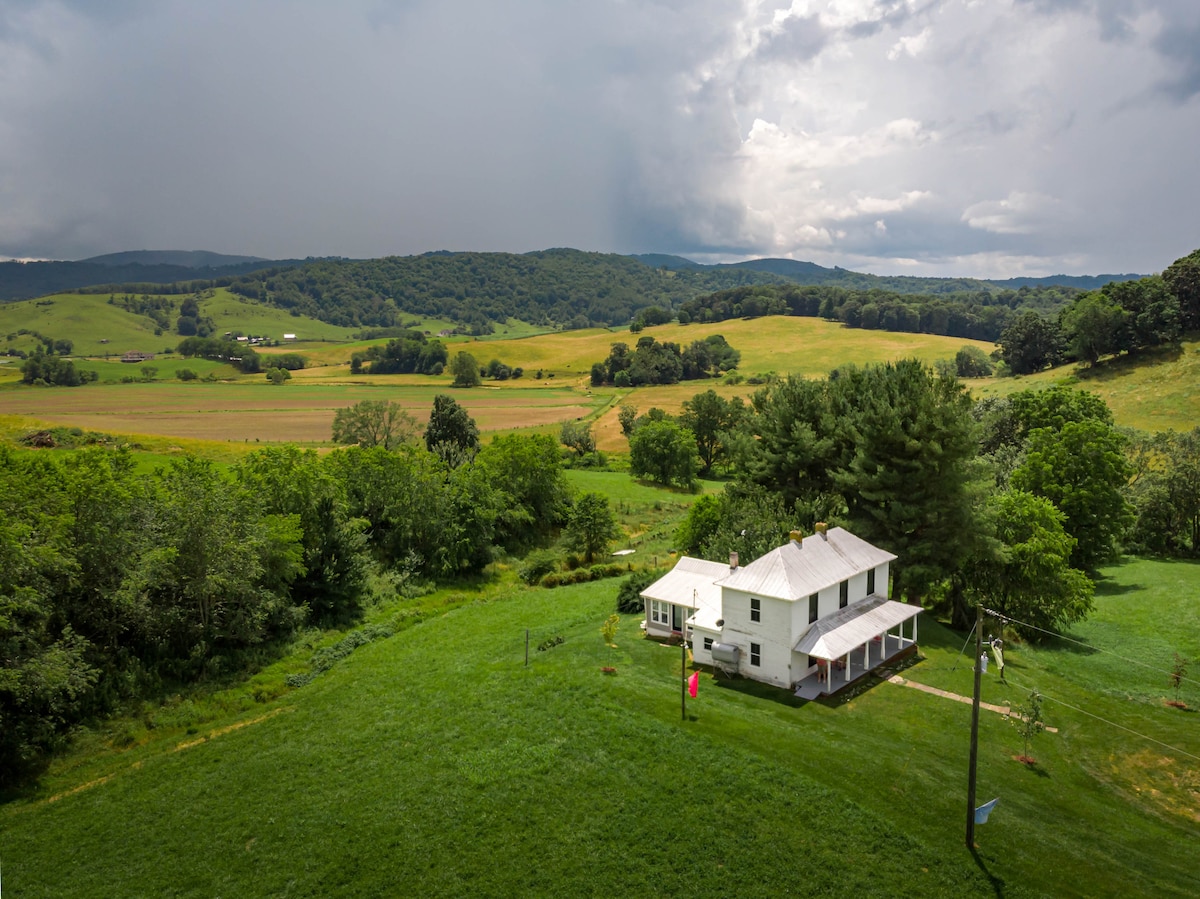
xmin=1 ymin=317 xmax=1195 ymax=451
xmin=2 ymin=558 xmax=1196 ymax=897
xmin=0 ymin=317 xmax=995 ymax=448
xmin=0 ymin=381 xmax=598 ymax=444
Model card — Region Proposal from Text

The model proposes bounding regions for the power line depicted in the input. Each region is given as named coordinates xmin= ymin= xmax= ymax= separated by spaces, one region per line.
xmin=1001 ymin=672 xmax=1200 ymax=764
xmin=981 ymin=607 xmax=1199 ymax=689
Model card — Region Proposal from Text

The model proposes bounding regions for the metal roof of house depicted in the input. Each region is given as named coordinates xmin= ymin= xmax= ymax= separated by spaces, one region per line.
xmin=713 ymin=527 xmax=896 ymax=601
xmin=640 ymin=557 xmax=727 ymax=630
xmin=794 ymin=595 xmax=922 ymax=660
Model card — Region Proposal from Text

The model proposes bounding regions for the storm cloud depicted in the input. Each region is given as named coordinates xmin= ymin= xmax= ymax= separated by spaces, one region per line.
xmin=0 ymin=0 xmax=1197 ymax=277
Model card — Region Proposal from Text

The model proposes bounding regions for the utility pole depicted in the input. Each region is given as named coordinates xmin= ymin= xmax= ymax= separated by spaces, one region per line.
xmin=966 ymin=602 xmax=984 ymax=848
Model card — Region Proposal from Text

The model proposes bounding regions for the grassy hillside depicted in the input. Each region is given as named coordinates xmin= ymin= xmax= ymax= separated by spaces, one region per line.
xmin=974 ymin=339 xmax=1200 ymax=433
xmin=0 ymin=289 xmax=361 ymax=357
xmin=2 ymin=558 xmax=1196 ymax=896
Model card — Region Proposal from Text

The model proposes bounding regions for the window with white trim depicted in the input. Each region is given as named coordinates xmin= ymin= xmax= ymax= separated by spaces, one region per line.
xmin=809 ymin=593 xmax=819 ymax=623
xmin=750 ymin=643 xmax=761 ymax=667
xmin=839 ymin=580 xmax=849 ymax=608
xmin=750 ymin=597 xmax=761 ymax=622
xmin=867 ymin=567 xmax=876 ymax=595
xmin=650 ymin=600 xmax=670 ymax=626
xmin=703 ymin=637 xmax=713 ymax=651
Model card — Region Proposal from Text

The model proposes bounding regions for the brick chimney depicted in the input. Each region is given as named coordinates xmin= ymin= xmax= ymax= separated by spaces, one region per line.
xmin=815 ymin=522 xmax=828 ymax=540
xmin=789 ymin=529 xmax=804 ymax=547
xmin=729 ymin=551 xmax=739 ymax=571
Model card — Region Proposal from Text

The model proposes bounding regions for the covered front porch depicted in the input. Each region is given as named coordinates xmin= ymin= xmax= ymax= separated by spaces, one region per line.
xmin=792 ymin=596 xmax=922 ymax=700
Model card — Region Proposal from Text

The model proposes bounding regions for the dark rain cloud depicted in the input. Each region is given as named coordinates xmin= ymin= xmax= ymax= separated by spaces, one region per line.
xmin=0 ymin=0 xmax=1197 ymax=276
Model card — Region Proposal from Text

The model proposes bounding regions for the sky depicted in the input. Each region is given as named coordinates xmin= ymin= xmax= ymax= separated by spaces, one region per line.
xmin=0 ymin=0 xmax=1198 ymax=277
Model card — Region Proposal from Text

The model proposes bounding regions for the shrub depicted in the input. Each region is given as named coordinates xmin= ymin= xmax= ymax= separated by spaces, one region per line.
xmin=616 ymin=568 xmax=663 ymax=613
xmin=518 ymin=549 xmax=562 ymax=585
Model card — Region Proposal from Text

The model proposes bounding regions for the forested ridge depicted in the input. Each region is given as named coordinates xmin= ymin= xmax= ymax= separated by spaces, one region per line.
xmin=223 ymin=249 xmax=792 ymax=330
xmin=0 ymin=259 xmax=311 ymax=303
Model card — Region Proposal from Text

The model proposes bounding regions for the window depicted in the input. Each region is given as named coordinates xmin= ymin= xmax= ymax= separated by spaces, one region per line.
xmin=867 ymin=567 xmax=876 ymax=595
xmin=750 ymin=597 xmax=761 ymax=622
xmin=703 ymin=637 xmax=713 ymax=651
xmin=839 ymin=580 xmax=849 ymax=608
xmin=809 ymin=593 xmax=819 ymax=623
xmin=750 ymin=643 xmax=761 ymax=666
xmin=650 ymin=600 xmax=670 ymax=626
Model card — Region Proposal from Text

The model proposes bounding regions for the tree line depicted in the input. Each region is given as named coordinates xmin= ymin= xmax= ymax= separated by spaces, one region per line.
xmin=676 ymin=282 xmax=1081 ymax=342
xmin=0 ymin=404 xmax=577 ymax=782
xmin=997 ymin=247 xmax=1200 ymax=374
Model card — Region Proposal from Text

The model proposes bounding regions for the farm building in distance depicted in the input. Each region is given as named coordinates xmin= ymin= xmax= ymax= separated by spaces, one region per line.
xmin=120 ymin=351 xmax=155 ymax=363
xmin=641 ymin=524 xmax=922 ymax=698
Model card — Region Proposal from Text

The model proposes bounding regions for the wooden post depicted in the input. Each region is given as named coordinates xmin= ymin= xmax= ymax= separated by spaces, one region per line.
xmin=966 ymin=603 xmax=983 ymax=848
xmin=525 ymin=629 xmax=529 ymax=667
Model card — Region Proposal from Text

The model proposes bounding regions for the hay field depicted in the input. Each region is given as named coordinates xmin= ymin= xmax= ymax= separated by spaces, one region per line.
xmin=0 ymin=381 xmax=595 ymax=444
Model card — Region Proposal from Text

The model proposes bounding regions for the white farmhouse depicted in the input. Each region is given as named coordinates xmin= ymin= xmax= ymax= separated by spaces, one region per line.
xmin=641 ymin=524 xmax=923 ymax=698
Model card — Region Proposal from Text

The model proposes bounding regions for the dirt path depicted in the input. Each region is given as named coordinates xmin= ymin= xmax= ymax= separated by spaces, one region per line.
xmin=886 ymin=674 xmax=1058 ymax=732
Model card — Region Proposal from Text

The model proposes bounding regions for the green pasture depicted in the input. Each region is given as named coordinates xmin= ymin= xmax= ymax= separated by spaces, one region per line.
xmin=0 ymin=289 xmax=360 ymax=357
xmin=972 ymin=339 xmax=1200 ymax=433
xmin=2 ymin=559 xmax=1197 ymax=897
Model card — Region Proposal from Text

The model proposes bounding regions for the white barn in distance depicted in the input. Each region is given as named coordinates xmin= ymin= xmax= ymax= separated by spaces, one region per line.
xmin=641 ymin=524 xmax=922 ymax=698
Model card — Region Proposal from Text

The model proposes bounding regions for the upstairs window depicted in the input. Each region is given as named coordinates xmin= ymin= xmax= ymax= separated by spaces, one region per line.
xmin=703 ymin=637 xmax=713 ymax=651
xmin=867 ymin=567 xmax=876 ymax=595
xmin=809 ymin=593 xmax=819 ymax=623
xmin=750 ymin=597 xmax=761 ymax=622
xmin=839 ymin=580 xmax=849 ymax=608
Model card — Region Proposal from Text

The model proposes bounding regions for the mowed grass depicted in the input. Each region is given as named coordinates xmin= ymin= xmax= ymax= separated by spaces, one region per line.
xmin=972 ymin=339 xmax=1200 ymax=433
xmin=3 ymin=560 xmax=1198 ymax=897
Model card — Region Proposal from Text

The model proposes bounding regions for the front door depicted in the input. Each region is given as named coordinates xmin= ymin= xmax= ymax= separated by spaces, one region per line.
xmin=671 ymin=604 xmax=682 ymax=632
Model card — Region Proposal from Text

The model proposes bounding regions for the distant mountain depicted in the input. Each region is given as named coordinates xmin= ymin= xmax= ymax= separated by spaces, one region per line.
xmin=628 ymin=253 xmax=707 ymax=270
xmin=0 ymin=256 xmax=306 ymax=303
xmin=630 ymin=253 xmax=1145 ymax=293
xmin=982 ymin=273 xmax=1144 ymax=290
xmin=81 ymin=250 xmax=269 ymax=268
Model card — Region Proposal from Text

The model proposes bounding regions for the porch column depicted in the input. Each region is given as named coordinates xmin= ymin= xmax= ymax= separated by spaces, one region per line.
xmin=844 ymin=652 xmax=851 ymax=683
xmin=912 ymin=615 xmax=918 ymax=644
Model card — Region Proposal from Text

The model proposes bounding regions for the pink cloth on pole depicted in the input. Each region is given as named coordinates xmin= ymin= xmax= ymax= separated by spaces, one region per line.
xmin=688 ymin=671 xmax=699 ymax=698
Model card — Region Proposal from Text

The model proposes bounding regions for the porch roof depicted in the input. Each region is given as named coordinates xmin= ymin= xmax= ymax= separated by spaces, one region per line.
xmin=794 ymin=595 xmax=923 ymax=660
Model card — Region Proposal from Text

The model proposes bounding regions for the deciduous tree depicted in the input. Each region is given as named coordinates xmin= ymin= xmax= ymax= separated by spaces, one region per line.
xmin=629 ymin=419 xmax=699 ymax=490
xmin=332 ymin=400 xmax=419 ymax=450
xmin=564 ymin=492 xmax=621 ymax=563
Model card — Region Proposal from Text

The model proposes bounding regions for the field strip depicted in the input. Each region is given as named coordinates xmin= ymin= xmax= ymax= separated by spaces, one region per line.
xmin=886 ymin=675 xmax=1059 ymax=732
xmin=32 ymin=707 xmax=297 ymax=809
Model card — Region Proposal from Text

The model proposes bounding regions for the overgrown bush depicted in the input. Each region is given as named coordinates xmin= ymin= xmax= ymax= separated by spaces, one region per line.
xmin=616 ymin=568 xmax=664 ymax=613
xmin=518 ymin=549 xmax=562 ymax=585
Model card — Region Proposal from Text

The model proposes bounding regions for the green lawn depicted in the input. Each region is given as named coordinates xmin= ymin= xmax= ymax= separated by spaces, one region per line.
xmin=3 ymin=559 xmax=1197 ymax=897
